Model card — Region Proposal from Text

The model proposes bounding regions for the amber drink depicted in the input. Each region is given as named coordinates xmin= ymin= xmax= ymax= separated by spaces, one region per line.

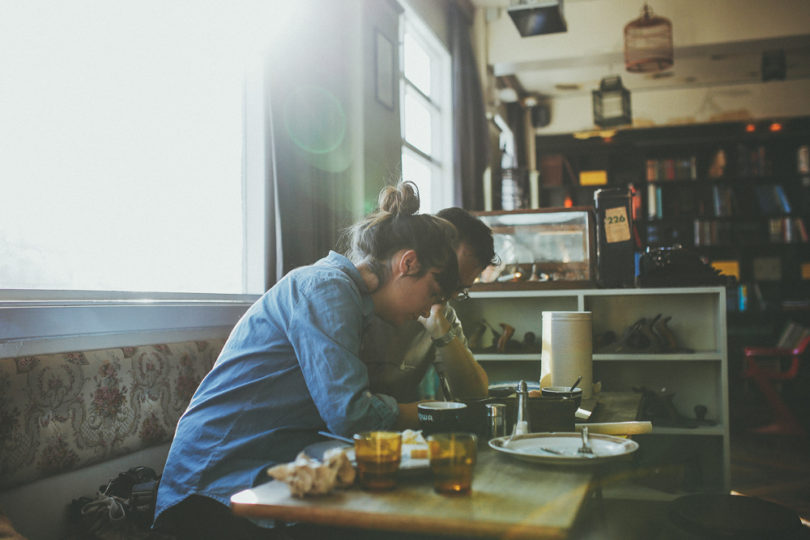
xmin=427 ymin=432 xmax=477 ymax=495
xmin=353 ymin=431 xmax=402 ymax=490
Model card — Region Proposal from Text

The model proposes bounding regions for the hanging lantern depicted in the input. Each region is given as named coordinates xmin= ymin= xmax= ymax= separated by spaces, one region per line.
xmin=624 ymin=3 xmax=673 ymax=73
xmin=592 ymin=76 xmax=631 ymax=128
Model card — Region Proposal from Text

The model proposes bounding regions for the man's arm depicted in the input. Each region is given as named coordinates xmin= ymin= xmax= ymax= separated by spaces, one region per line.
xmin=395 ymin=402 xmax=419 ymax=430
xmin=420 ymin=304 xmax=488 ymax=399
xmin=434 ymin=334 xmax=489 ymax=399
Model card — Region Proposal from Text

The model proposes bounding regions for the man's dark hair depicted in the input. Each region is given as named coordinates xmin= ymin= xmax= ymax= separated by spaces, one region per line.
xmin=437 ymin=207 xmax=497 ymax=268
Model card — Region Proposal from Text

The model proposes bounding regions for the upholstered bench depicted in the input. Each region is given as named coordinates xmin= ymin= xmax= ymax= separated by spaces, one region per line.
xmin=0 ymin=339 xmax=225 ymax=539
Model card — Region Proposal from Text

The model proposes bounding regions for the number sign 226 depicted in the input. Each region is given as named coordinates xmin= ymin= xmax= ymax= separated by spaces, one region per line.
xmin=604 ymin=207 xmax=631 ymax=243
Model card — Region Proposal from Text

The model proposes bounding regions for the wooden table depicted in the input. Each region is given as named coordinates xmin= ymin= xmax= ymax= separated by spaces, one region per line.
xmin=231 ymin=448 xmax=594 ymax=540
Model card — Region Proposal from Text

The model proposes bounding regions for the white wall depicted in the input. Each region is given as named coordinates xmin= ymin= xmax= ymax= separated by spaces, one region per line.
xmin=478 ymin=0 xmax=810 ymax=134
xmin=487 ymin=0 xmax=810 ymax=66
xmin=360 ymin=0 xmax=405 ymax=215
xmin=544 ymin=78 xmax=810 ymax=134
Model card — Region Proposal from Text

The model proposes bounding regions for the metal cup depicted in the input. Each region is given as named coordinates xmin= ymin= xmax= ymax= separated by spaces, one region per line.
xmin=486 ymin=403 xmax=507 ymax=438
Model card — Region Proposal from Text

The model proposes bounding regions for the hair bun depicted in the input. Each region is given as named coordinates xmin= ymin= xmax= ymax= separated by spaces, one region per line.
xmin=378 ymin=181 xmax=420 ymax=216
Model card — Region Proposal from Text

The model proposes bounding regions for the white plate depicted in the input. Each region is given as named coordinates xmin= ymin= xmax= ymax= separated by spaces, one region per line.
xmin=302 ymin=440 xmax=429 ymax=471
xmin=488 ymin=432 xmax=638 ymax=466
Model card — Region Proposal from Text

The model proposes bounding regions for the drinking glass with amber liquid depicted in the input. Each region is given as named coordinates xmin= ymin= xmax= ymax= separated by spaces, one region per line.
xmin=427 ymin=432 xmax=477 ymax=495
xmin=353 ymin=431 xmax=402 ymax=491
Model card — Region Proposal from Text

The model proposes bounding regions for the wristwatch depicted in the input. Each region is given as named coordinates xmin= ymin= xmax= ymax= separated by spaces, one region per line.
xmin=432 ymin=325 xmax=461 ymax=348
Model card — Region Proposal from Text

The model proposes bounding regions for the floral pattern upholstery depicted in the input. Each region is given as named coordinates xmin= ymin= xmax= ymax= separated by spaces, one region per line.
xmin=0 ymin=340 xmax=224 ymax=490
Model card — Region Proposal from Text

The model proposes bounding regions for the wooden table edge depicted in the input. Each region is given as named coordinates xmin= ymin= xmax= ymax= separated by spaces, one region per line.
xmin=231 ymin=493 xmax=571 ymax=540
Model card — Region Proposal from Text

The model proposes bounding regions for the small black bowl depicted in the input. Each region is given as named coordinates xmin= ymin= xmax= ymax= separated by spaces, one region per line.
xmin=540 ymin=386 xmax=583 ymax=407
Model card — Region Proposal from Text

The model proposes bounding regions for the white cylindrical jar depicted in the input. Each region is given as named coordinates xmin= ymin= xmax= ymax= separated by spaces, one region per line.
xmin=540 ymin=311 xmax=593 ymax=398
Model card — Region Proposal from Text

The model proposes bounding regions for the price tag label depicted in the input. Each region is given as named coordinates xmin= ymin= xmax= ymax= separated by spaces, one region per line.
xmin=604 ymin=207 xmax=630 ymax=243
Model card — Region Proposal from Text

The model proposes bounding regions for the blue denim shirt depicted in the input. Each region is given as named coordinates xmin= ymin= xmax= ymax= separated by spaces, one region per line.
xmin=154 ymin=252 xmax=399 ymax=522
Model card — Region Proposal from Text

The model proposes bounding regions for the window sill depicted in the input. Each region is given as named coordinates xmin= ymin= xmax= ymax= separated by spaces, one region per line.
xmin=0 ymin=290 xmax=257 ymax=357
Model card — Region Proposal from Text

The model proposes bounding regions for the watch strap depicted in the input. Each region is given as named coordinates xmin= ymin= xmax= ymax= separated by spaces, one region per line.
xmin=432 ymin=325 xmax=460 ymax=348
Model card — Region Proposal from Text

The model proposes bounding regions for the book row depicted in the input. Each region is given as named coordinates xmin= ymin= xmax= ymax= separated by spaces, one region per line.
xmin=646 ymin=183 xmax=797 ymax=219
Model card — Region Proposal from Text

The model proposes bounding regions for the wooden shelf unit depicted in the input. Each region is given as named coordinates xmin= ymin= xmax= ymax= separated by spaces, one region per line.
xmin=455 ymin=286 xmax=730 ymax=493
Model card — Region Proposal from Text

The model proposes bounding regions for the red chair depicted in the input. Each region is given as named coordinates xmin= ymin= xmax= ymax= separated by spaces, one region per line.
xmin=742 ymin=335 xmax=809 ymax=436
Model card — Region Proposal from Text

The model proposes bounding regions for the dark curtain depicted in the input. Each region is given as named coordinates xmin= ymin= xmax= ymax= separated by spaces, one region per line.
xmin=264 ymin=1 xmax=354 ymax=279
xmin=448 ymin=2 xmax=490 ymax=211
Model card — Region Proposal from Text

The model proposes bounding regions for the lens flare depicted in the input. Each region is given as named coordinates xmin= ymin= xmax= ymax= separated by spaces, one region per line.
xmin=282 ymin=84 xmax=347 ymax=155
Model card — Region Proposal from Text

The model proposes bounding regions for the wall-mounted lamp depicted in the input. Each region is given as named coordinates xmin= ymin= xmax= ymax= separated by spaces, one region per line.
xmin=507 ymin=0 xmax=567 ymax=37
xmin=592 ymin=76 xmax=632 ymax=128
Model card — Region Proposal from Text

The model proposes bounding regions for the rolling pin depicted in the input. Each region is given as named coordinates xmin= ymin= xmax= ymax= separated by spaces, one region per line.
xmin=574 ymin=421 xmax=653 ymax=436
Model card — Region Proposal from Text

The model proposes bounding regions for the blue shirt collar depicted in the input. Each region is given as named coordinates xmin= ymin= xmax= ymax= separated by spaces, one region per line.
xmin=324 ymin=251 xmax=374 ymax=318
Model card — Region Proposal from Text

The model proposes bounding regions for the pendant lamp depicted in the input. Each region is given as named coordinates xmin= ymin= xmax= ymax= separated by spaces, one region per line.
xmin=624 ymin=3 xmax=673 ymax=73
xmin=592 ymin=76 xmax=631 ymax=128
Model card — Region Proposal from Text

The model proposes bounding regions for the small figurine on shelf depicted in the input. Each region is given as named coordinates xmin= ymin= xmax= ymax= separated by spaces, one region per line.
xmin=467 ymin=320 xmax=487 ymax=351
xmin=482 ymin=319 xmax=500 ymax=349
xmin=522 ymin=331 xmax=541 ymax=353
xmin=496 ymin=265 xmax=525 ymax=282
xmin=597 ymin=314 xmax=693 ymax=354
xmin=477 ymin=320 xmax=522 ymax=353
xmin=527 ymin=263 xmax=550 ymax=282
xmin=707 ymin=149 xmax=727 ymax=178
xmin=497 ymin=323 xmax=515 ymax=353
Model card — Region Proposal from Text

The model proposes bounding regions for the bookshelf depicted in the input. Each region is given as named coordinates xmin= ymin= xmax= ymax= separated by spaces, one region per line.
xmin=642 ymin=136 xmax=808 ymax=249
xmin=534 ymin=117 xmax=810 ymax=315
xmin=637 ymin=120 xmax=810 ymax=316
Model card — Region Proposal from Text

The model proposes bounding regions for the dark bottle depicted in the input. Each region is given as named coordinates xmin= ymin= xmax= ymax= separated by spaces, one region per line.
xmin=594 ymin=187 xmax=636 ymax=288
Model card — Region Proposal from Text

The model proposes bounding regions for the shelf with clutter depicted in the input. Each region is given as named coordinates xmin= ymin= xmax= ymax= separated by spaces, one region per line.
xmin=453 ymin=286 xmax=730 ymax=493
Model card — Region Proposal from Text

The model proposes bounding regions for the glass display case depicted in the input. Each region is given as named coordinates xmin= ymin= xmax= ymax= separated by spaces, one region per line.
xmin=474 ymin=208 xmax=596 ymax=289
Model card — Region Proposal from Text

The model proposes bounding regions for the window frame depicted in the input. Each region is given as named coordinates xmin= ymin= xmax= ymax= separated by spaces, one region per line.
xmin=0 ymin=290 xmax=256 ymax=358
xmin=0 ymin=60 xmax=269 ymax=357
xmin=399 ymin=7 xmax=453 ymax=213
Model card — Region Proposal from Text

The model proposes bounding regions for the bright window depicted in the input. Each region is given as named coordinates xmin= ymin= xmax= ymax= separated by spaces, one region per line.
xmin=402 ymin=149 xmax=434 ymax=211
xmin=0 ymin=0 xmax=284 ymax=295
xmin=399 ymin=6 xmax=453 ymax=213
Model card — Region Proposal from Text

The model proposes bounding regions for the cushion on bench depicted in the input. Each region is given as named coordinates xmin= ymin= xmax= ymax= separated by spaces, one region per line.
xmin=0 ymin=339 xmax=225 ymax=491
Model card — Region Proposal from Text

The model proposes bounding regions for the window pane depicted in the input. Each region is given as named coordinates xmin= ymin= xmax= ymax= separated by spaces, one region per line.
xmin=399 ymin=7 xmax=451 ymax=214
xmin=403 ymin=91 xmax=433 ymax=156
xmin=402 ymin=151 xmax=433 ymax=213
xmin=403 ymin=31 xmax=431 ymax=97
xmin=0 ymin=0 xmax=277 ymax=294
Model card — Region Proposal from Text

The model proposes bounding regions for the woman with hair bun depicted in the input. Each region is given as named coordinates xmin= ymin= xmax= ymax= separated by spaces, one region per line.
xmin=153 ymin=181 xmax=460 ymax=539
xmin=345 ymin=182 xmax=460 ymax=325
